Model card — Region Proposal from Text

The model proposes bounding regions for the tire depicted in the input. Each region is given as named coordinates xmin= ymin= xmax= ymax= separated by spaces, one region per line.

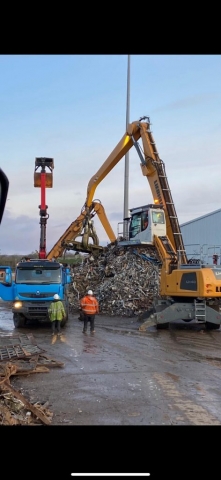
xmin=13 ymin=313 xmax=26 ymax=328
xmin=205 ymin=322 xmax=220 ymax=330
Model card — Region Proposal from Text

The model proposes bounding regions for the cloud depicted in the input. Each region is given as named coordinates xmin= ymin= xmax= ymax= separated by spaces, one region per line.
xmin=0 ymin=210 xmax=40 ymax=255
xmin=1 ymin=55 xmax=221 ymax=255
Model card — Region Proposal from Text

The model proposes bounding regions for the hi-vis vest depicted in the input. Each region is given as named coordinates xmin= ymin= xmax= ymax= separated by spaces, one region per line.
xmin=48 ymin=300 xmax=66 ymax=322
xmin=80 ymin=295 xmax=99 ymax=315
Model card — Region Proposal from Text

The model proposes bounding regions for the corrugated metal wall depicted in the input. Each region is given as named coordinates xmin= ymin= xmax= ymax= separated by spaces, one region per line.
xmin=180 ymin=209 xmax=221 ymax=263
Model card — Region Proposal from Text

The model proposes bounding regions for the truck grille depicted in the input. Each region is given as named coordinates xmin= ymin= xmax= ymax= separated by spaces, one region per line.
xmin=19 ymin=292 xmax=56 ymax=298
xmin=28 ymin=305 xmax=49 ymax=317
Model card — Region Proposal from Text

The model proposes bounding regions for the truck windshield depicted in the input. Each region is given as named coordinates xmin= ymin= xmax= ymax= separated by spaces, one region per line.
xmin=16 ymin=267 xmax=61 ymax=284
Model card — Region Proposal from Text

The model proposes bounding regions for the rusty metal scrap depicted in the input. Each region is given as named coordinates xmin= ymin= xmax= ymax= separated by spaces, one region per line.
xmin=0 ymin=362 xmax=52 ymax=425
xmin=0 ymin=333 xmax=64 ymax=425
xmin=0 ymin=374 xmax=52 ymax=425
xmin=68 ymin=244 xmax=161 ymax=317
xmin=0 ymin=333 xmax=45 ymax=362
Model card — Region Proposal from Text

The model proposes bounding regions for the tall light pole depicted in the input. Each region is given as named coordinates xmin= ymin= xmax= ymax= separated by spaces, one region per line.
xmin=123 ymin=54 xmax=130 ymax=239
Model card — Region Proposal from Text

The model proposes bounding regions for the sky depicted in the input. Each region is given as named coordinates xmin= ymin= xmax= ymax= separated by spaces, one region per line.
xmin=0 ymin=54 xmax=221 ymax=255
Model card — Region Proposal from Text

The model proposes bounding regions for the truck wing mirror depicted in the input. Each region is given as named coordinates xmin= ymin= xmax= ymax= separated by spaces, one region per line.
xmin=4 ymin=268 xmax=12 ymax=285
xmin=0 ymin=168 xmax=9 ymax=224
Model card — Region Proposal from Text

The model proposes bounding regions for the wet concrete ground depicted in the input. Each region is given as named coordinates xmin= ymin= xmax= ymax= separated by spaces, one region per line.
xmin=1 ymin=301 xmax=221 ymax=426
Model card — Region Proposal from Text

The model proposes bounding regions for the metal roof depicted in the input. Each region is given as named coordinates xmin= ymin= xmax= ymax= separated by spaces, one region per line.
xmin=180 ymin=208 xmax=221 ymax=227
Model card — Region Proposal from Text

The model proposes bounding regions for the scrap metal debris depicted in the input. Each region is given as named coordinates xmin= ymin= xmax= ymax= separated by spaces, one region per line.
xmin=0 ymin=333 xmax=64 ymax=425
xmin=0 ymin=332 xmax=44 ymax=360
xmin=68 ymin=243 xmax=161 ymax=317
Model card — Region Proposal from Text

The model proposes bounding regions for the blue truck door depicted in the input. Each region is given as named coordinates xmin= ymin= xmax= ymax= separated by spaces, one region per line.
xmin=0 ymin=267 xmax=14 ymax=301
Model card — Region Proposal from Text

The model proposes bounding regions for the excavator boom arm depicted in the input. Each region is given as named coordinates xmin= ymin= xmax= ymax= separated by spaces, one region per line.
xmin=47 ymin=207 xmax=91 ymax=260
xmin=138 ymin=123 xmax=186 ymax=264
xmin=86 ymin=119 xmax=186 ymax=263
xmin=47 ymin=118 xmax=186 ymax=264
xmin=86 ymin=124 xmax=141 ymax=206
xmin=46 ymin=201 xmax=116 ymax=260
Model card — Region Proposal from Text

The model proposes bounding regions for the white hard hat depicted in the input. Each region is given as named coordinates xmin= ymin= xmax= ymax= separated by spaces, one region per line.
xmin=54 ymin=294 xmax=60 ymax=300
xmin=87 ymin=290 xmax=93 ymax=295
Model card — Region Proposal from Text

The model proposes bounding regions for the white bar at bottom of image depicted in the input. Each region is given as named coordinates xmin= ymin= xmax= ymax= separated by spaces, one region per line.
xmin=71 ymin=474 xmax=151 ymax=477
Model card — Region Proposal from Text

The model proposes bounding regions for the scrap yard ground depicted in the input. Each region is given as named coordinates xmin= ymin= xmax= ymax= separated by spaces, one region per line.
xmin=1 ymin=301 xmax=221 ymax=427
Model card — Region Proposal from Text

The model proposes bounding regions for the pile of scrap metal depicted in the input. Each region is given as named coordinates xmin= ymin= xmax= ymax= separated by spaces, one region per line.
xmin=0 ymin=333 xmax=64 ymax=425
xmin=68 ymin=243 xmax=161 ymax=317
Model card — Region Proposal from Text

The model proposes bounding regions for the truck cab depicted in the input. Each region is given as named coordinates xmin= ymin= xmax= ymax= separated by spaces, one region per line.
xmin=0 ymin=259 xmax=72 ymax=328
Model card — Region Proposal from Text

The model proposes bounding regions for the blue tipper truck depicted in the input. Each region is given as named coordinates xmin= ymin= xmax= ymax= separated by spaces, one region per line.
xmin=0 ymin=258 xmax=72 ymax=328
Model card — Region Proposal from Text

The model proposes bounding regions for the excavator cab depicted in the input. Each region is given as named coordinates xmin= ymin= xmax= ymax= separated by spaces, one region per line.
xmin=119 ymin=204 xmax=166 ymax=246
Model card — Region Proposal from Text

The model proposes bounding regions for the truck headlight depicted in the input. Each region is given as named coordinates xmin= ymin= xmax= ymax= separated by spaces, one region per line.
xmin=14 ymin=301 xmax=22 ymax=308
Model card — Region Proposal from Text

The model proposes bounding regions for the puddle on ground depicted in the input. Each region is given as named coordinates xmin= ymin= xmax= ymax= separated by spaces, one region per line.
xmin=0 ymin=303 xmax=14 ymax=332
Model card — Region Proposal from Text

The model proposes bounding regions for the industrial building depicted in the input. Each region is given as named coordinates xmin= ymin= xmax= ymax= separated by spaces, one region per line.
xmin=180 ymin=209 xmax=221 ymax=265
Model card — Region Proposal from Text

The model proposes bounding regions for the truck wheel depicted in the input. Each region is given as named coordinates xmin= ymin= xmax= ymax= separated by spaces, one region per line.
xmin=205 ymin=322 xmax=220 ymax=330
xmin=13 ymin=313 xmax=26 ymax=328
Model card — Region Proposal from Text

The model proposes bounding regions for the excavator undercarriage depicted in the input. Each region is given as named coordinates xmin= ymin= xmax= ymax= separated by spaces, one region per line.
xmin=138 ymin=296 xmax=221 ymax=331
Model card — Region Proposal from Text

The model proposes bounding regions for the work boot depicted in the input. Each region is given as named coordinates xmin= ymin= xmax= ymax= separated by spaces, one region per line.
xmin=82 ymin=330 xmax=87 ymax=333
